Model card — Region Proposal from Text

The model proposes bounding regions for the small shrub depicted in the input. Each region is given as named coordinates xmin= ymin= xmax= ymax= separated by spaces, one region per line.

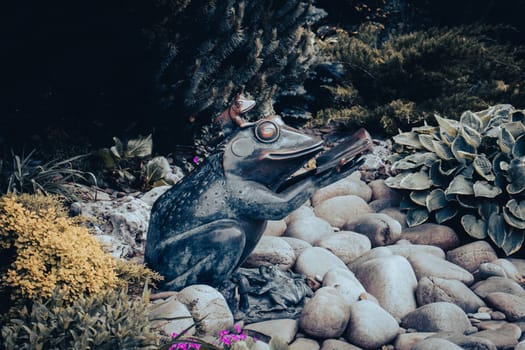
xmin=1 ymin=288 xmax=158 ymax=350
xmin=1 ymin=150 xmax=95 ymax=201
xmin=311 ymin=23 xmax=525 ymax=134
xmin=0 ymin=194 xmax=118 ymax=303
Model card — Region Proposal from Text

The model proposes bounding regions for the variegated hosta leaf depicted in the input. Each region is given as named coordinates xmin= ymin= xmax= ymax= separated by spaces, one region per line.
xmin=512 ymin=110 xmax=525 ymax=123
xmin=506 ymin=158 xmax=525 ymax=194
xmin=435 ymin=207 xmax=457 ymax=223
xmin=432 ymin=140 xmax=455 ymax=160
xmin=461 ymin=214 xmax=487 ymax=239
xmin=435 ymin=114 xmax=459 ymax=138
xmin=502 ymin=121 xmax=525 ymax=139
xmin=385 ymin=172 xmax=411 ymax=189
xmin=503 ymin=207 xmax=525 ymax=229
xmin=418 ymin=134 xmax=437 ymax=152
xmin=501 ymin=228 xmax=525 ymax=256
xmin=473 ymin=181 xmax=502 ymax=198
xmin=451 ymin=134 xmax=477 ymax=163
xmin=440 ymin=129 xmax=455 ymax=145
xmin=426 ymin=189 xmax=447 ymax=212
xmin=488 ymin=212 xmax=506 ymax=248
xmin=400 ymin=197 xmax=418 ymax=211
xmin=507 ymin=199 xmax=525 ymax=220
xmin=512 ymin=134 xmax=525 ymax=158
xmin=498 ymin=127 xmax=514 ymax=154
xmin=429 ymin=161 xmax=451 ymax=188
xmin=406 ymin=207 xmax=429 ymax=227
xmin=410 ymin=190 xmax=430 ymax=206
xmin=493 ymin=152 xmax=510 ymax=188
xmin=460 ymin=125 xmax=482 ymax=148
xmin=399 ymin=172 xmax=433 ymax=190
xmin=392 ymin=160 xmax=422 ymax=171
xmin=412 ymin=123 xmax=439 ymax=134
xmin=473 ymin=154 xmax=495 ymax=181
xmin=478 ymin=200 xmax=499 ymax=221
xmin=459 ymin=110 xmax=483 ymax=131
xmin=456 ymin=195 xmax=477 ymax=209
xmin=403 ymin=152 xmax=438 ymax=168
xmin=445 ymin=175 xmax=474 ymax=196
xmin=393 ymin=131 xmax=423 ymax=149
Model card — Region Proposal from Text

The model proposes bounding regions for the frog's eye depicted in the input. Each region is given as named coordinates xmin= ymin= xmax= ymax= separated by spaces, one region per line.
xmin=254 ymin=120 xmax=280 ymax=143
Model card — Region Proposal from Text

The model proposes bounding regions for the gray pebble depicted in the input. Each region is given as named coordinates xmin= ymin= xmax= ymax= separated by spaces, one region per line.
xmin=446 ymin=241 xmax=498 ymax=273
xmin=401 ymin=302 xmax=471 ymax=333
xmin=344 ymin=300 xmax=399 ymax=349
xmin=354 ymin=255 xmax=417 ymax=319
xmin=416 ymin=276 xmax=485 ymax=313
xmin=407 ymin=252 xmax=474 ymax=285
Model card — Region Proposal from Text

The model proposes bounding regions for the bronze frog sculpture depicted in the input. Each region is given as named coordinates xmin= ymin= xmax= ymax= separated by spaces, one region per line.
xmin=145 ymin=95 xmax=372 ymax=291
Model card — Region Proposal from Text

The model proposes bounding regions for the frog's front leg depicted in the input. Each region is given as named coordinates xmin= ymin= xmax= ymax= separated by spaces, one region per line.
xmin=232 ymin=178 xmax=317 ymax=220
xmin=148 ymin=219 xmax=246 ymax=290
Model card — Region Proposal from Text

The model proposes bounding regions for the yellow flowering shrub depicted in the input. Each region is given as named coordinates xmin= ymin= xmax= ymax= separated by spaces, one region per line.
xmin=0 ymin=194 xmax=118 ymax=301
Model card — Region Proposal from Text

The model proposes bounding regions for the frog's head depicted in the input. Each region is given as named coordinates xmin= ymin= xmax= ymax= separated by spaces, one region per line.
xmin=223 ymin=115 xmax=323 ymax=190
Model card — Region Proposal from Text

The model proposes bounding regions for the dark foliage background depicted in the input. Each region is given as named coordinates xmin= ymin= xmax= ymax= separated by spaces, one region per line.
xmin=2 ymin=0 xmax=525 ymax=158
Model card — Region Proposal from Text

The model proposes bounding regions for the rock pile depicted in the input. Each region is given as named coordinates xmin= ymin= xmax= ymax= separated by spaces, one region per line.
xmin=75 ymin=171 xmax=525 ymax=349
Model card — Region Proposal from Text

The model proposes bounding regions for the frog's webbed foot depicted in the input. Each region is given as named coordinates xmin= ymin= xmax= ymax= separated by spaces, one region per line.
xmin=150 ymin=219 xmax=246 ymax=291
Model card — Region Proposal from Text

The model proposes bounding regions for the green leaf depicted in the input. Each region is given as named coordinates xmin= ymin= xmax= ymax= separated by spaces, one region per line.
xmin=406 ymin=207 xmax=429 ymax=227
xmin=502 ymin=228 xmax=525 ymax=256
xmin=461 ymin=214 xmax=487 ymax=239
xmin=488 ymin=212 xmax=506 ymax=248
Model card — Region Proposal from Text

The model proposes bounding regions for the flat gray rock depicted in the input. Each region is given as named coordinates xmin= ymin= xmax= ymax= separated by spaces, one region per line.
xmin=400 ymin=223 xmax=460 ymax=250
xmin=315 ymin=231 xmax=371 ymax=264
xmin=347 ymin=246 xmax=393 ymax=271
xmin=472 ymin=323 xmax=521 ymax=349
xmin=472 ymin=276 xmax=525 ymax=298
xmin=429 ymin=332 xmax=497 ymax=350
xmin=416 ymin=276 xmax=486 ymax=313
xmin=289 ymin=338 xmax=320 ymax=350
xmin=386 ymin=243 xmax=445 ymax=259
xmin=148 ymin=295 xmax=195 ymax=337
xmin=244 ymin=236 xmax=295 ymax=270
xmin=411 ymin=338 xmax=463 ymax=350
xmin=354 ymin=255 xmax=417 ymax=319
xmin=368 ymin=179 xmax=402 ymax=203
xmin=323 ymin=267 xmax=366 ymax=306
xmin=262 ymin=219 xmax=287 ymax=237
xmin=285 ymin=210 xmax=334 ymax=245
xmin=486 ymin=292 xmax=525 ymax=321
xmin=379 ymin=207 xmax=407 ymax=228
xmin=244 ymin=319 xmax=298 ymax=344
xmin=314 ymin=195 xmax=373 ymax=228
xmin=295 ymin=247 xmax=348 ymax=281
xmin=320 ymin=339 xmax=363 ymax=350
xmin=177 ymin=284 xmax=234 ymax=336
xmin=312 ymin=174 xmax=372 ymax=207
xmin=344 ymin=300 xmax=399 ymax=349
xmin=407 ymin=252 xmax=474 ymax=285
xmin=394 ymin=333 xmax=436 ymax=350
xmin=401 ymin=302 xmax=471 ymax=333
xmin=343 ymin=213 xmax=402 ymax=247
xmin=299 ymin=287 xmax=350 ymax=338
xmin=446 ymin=241 xmax=498 ymax=273
xmin=280 ymin=237 xmax=312 ymax=259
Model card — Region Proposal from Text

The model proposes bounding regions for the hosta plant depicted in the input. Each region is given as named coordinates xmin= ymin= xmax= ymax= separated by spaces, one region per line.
xmin=386 ymin=104 xmax=525 ymax=255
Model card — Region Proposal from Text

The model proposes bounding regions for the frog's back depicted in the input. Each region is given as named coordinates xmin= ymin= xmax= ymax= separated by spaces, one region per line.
xmin=148 ymin=154 xmax=230 ymax=238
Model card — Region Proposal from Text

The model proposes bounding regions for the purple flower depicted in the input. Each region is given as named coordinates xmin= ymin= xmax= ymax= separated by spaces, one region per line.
xmin=193 ymin=156 xmax=200 ymax=164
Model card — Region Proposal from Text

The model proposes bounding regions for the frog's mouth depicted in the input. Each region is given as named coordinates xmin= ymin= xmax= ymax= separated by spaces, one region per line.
xmin=261 ymin=141 xmax=324 ymax=160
